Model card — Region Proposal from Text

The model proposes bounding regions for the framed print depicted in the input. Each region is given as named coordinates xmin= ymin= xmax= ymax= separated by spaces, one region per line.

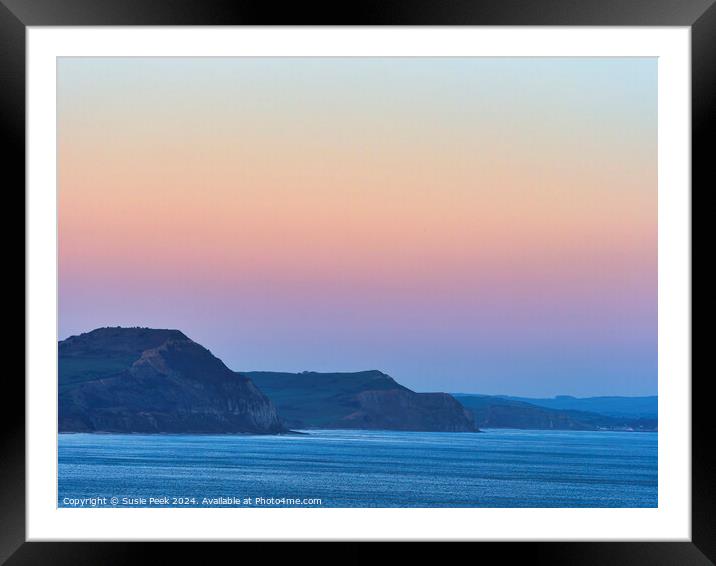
xmin=4 ymin=0 xmax=709 ymax=563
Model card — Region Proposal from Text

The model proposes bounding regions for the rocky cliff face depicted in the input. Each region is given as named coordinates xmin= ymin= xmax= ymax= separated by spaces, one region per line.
xmin=246 ymin=370 xmax=478 ymax=432
xmin=343 ymin=390 xmax=477 ymax=432
xmin=59 ymin=327 xmax=284 ymax=434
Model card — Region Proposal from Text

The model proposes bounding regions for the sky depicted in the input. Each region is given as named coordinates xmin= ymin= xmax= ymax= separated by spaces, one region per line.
xmin=58 ymin=57 xmax=657 ymax=396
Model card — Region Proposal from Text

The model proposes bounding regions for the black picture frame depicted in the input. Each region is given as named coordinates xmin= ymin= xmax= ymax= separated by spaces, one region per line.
xmin=3 ymin=0 xmax=708 ymax=563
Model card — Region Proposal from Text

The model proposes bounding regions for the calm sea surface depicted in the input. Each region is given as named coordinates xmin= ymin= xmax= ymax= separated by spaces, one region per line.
xmin=58 ymin=429 xmax=657 ymax=508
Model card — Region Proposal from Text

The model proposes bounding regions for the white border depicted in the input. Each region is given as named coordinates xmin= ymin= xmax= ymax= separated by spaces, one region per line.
xmin=27 ymin=27 xmax=691 ymax=541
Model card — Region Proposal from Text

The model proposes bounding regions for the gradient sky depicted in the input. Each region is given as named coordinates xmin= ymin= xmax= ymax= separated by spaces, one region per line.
xmin=58 ymin=57 xmax=657 ymax=396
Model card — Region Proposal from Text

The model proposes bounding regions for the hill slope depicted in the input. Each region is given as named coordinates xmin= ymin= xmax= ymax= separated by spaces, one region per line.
xmin=453 ymin=395 xmax=657 ymax=432
xmin=59 ymin=327 xmax=284 ymax=434
xmin=245 ymin=370 xmax=477 ymax=432
xmin=493 ymin=395 xmax=657 ymax=420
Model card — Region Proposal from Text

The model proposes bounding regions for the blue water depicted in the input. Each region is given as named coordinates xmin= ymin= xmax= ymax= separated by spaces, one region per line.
xmin=58 ymin=429 xmax=657 ymax=508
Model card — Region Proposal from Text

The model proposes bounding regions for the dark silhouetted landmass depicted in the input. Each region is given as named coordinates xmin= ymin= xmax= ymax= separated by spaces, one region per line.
xmin=453 ymin=395 xmax=657 ymax=432
xmin=245 ymin=370 xmax=477 ymax=432
xmin=58 ymin=327 xmax=654 ymax=435
xmin=59 ymin=327 xmax=284 ymax=434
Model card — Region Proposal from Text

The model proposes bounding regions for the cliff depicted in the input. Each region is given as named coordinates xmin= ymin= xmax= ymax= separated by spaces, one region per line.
xmin=59 ymin=327 xmax=284 ymax=434
xmin=244 ymin=370 xmax=477 ymax=432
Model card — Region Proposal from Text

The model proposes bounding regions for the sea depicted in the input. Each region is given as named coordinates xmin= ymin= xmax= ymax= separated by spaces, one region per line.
xmin=58 ymin=428 xmax=657 ymax=508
